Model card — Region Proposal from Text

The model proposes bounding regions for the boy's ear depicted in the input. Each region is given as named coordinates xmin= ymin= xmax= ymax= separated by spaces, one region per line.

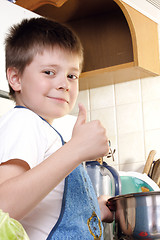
xmin=7 ymin=67 xmax=22 ymax=91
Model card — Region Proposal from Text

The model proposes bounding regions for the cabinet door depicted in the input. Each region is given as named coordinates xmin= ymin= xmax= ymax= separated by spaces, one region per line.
xmin=0 ymin=0 xmax=40 ymax=92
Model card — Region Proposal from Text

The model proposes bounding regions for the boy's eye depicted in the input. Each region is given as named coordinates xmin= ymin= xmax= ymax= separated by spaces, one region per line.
xmin=44 ymin=70 xmax=54 ymax=76
xmin=68 ymin=74 xmax=78 ymax=80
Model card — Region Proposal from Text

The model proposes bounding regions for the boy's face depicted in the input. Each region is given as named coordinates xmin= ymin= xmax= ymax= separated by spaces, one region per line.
xmin=14 ymin=47 xmax=80 ymax=123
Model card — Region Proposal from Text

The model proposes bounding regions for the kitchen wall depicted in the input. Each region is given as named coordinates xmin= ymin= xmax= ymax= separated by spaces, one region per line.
xmin=70 ymin=23 xmax=160 ymax=173
xmin=71 ymin=75 xmax=160 ymax=173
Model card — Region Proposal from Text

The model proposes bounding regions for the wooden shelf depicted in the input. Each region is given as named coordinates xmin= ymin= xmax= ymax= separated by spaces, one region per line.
xmin=79 ymin=62 xmax=157 ymax=90
xmin=15 ymin=0 xmax=160 ymax=90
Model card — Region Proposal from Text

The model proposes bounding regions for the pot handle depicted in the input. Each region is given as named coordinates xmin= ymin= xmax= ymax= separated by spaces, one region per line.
xmin=102 ymin=162 xmax=121 ymax=196
xmin=86 ymin=161 xmax=121 ymax=196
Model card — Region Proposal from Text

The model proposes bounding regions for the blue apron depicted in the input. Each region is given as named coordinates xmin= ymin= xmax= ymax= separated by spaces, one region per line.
xmin=47 ymin=164 xmax=103 ymax=240
xmin=44 ymin=120 xmax=103 ymax=239
xmin=15 ymin=106 xmax=103 ymax=239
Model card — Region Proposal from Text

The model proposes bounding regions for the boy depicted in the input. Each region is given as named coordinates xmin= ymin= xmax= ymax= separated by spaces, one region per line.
xmin=0 ymin=17 xmax=113 ymax=239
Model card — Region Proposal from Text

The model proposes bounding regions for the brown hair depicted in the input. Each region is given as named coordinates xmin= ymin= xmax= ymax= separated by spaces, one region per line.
xmin=5 ymin=17 xmax=83 ymax=100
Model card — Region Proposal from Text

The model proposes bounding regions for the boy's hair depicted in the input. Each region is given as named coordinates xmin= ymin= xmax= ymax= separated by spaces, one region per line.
xmin=5 ymin=17 xmax=84 ymax=100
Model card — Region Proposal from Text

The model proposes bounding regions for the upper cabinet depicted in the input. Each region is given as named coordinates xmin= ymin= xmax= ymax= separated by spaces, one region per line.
xmin=14 ymin=0 xmax=160 ymax=90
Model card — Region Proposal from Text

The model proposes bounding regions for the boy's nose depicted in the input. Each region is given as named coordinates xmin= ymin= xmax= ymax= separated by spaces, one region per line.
xmin=56 ymin=76 xmax=69 ymax=92
xmin=58 ymin=86 xmax=69 ymax=92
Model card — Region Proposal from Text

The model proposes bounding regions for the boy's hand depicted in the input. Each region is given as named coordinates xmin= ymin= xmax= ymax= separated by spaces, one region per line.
xmin=71 ymin=103 xmax=109 ymax=162
xmin=98 ymin=195 xmax=114 ymax=223
xmin=74 ymin=103 xmax=87 ymax=126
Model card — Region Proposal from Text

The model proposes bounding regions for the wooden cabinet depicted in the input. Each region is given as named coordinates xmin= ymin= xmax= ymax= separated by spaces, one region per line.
xmin=15 ymin=0 xmax=68 ymax=10
xmin=15 ymin=0 xmax=160 ymax=90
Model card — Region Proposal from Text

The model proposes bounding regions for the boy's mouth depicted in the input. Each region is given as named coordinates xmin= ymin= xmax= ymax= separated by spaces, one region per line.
xmin=47 ymin=96 xmax=69 ymax=104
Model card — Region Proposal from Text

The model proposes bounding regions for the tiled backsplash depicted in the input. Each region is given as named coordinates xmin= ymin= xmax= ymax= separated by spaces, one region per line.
xmin=71 ymin=76 xmax=160 ymax=173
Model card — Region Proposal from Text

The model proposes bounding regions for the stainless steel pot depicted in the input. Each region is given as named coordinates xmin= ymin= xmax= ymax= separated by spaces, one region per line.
xmin=108 ymin=191 xmax=160 ymax=239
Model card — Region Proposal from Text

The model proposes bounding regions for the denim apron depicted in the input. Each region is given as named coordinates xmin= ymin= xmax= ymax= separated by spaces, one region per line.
xmin=15 ymin=107 xmax=103 ymax=240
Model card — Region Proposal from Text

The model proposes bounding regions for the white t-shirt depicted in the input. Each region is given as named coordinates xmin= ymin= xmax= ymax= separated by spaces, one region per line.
xmin=0 ymin=107 xmax=76 ymax=240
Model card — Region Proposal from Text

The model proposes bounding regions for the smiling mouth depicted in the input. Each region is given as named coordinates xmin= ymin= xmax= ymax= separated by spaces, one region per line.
xmin=47 ymin=96 xmax=69 ymax=104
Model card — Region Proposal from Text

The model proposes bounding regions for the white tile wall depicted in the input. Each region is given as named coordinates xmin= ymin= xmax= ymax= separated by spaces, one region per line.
xmin=115 ymin=80 xmax=141 ymax=105
xmin=116 ymin=102 xmax=143 ymax=135
xmin=141 ymin=76 xmax=160 ymax=101
xmin=90 ymin=85 xmax=115 ymax=110
xmin=91 ymin=107 xmax=117 ymax=136
xmin=71 ymin=76 xmax=160 ymax=173
xmin=143 ymin=99 xmax=160 ymax=130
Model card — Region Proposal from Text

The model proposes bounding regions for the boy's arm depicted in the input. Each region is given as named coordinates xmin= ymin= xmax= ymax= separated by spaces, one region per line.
xmin=0 ymin=104 xmax=109 ymax=220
